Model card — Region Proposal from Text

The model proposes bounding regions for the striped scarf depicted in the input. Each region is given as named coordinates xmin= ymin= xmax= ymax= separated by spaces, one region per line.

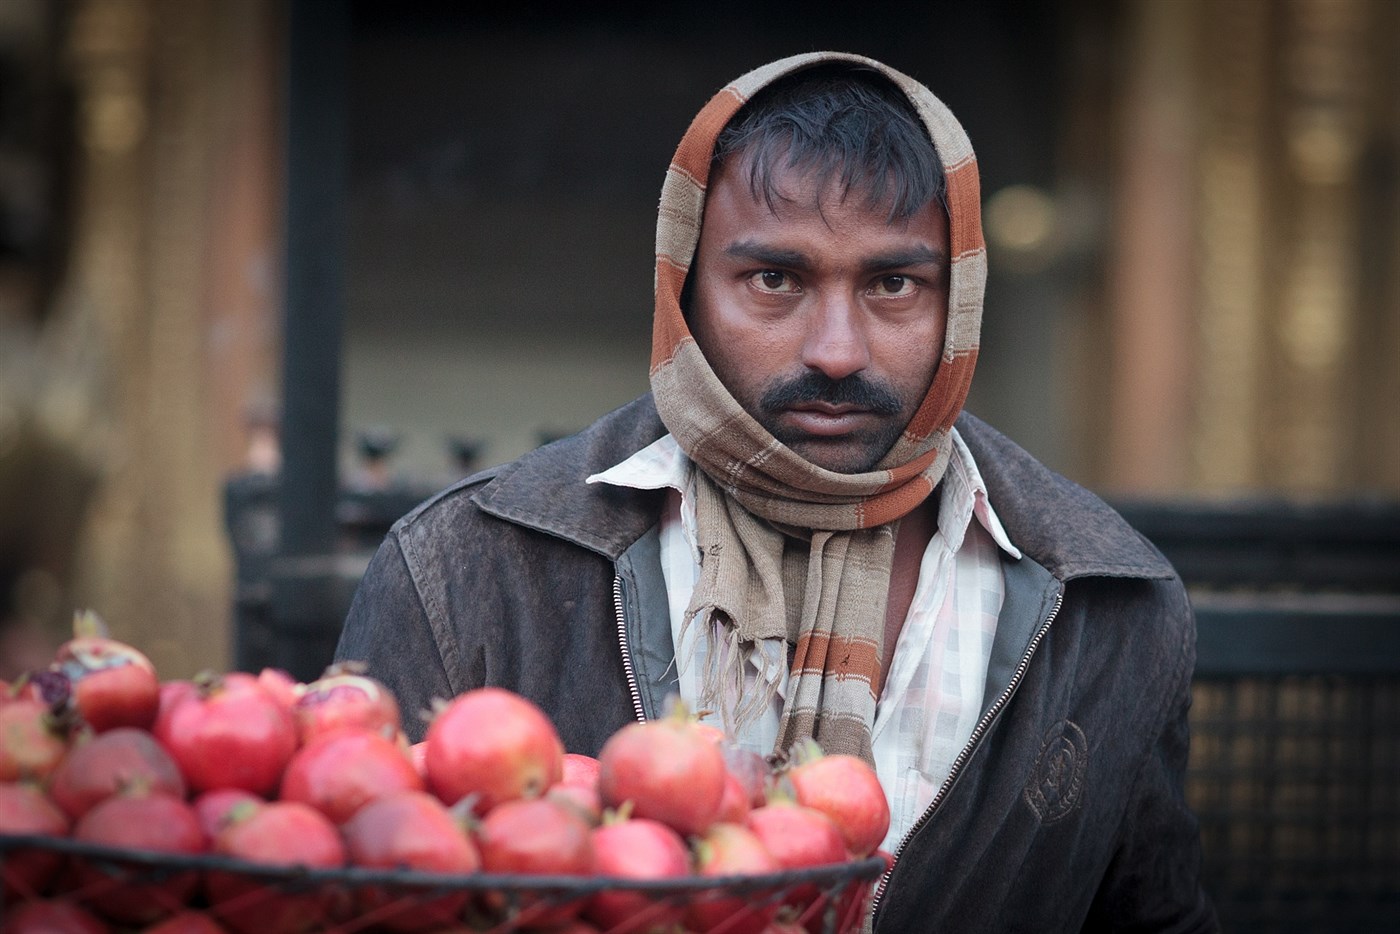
xmin=649 ymin=52 xmax=985 ymax=764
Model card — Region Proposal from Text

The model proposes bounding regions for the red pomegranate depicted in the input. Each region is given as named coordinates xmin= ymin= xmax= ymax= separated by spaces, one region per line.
xmin=685 ymin=822 xmax=782 ymax=934
xmin=760 ymin=921 xmax=809 ymax=934
xmin=9 ymin=668 xmax=72 ymax=708
xmin=208 ymin=801 xmax=347 ymax=934
xmin=475 ymin=797 xmax=595 ymax=926
xmin=51 ymin=611 xmax=160 ymax=732
xmin=191 ymin=788 xmax=262 ymax=843
xmin=583 ymin=818 xmax=692 ymax=933
xmin=49 ymin=727 xmax=186 ymax=819
xmin=256 ymin=668 xmax=304 ymax=712
xmin=786 ymin=748 xmax=890 ymax=856
xmin=745 ymin=803 xmax=847 ymax=870
xmin=280 ymin=728 xmax=423 ymax=824
xmin=724 ymin=744 xmax=772 ymax=809
xmin=71 ymin=790 xmax=205 ymax=925
xmin=293 ymin=667 xmax=399 ymax=744
xmin=155 ymin=672 xmax=297 ymax=796
xmin=139 ymin=910 xmax=230 ymax=934
xmin=597 ymin=714 xmax=726 ymax=836
xmin=152 ymin=680 xmax=196 ymax=739
xmin=0 ymin=781 xmax=70 ymax=901
xmin=0 ymin=698 xmax=73 ymax=782
xmin=560 ymin=752 xmax=601 ymax=789
xmin=546 ymin=782 xmax=603 ymax=826
xmin=476 ymin=797 xmax=594 ymax=876
xmin=716 ymin=771 xmax=752 ymax=825
xmin=745 ymin=802 xmax=848 ymax=926
xmin=408 ymin=740 xmax=427 ymax=779
xmin=422 ymin=688 xmax=563 ymax=813
xmin=341 ymin=790 xmax=479 ymax=932
xmin=3 ymin=900 xmax=110 ymax=934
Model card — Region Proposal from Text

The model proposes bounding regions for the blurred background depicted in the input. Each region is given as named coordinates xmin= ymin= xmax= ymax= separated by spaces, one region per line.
xmin=0 ymin=0 xmax=1397 ymax=928
xmin=1 ymin=0 xmax=1394 ymax=677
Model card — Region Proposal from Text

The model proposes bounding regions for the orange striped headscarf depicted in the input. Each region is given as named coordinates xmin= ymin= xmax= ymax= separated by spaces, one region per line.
xmin=649 ymin=53 xmax=985 ymax=763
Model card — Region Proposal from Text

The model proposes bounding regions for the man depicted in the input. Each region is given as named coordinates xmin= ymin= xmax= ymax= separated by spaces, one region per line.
xmin=336 ymin=52 xmax=1217 ymax=931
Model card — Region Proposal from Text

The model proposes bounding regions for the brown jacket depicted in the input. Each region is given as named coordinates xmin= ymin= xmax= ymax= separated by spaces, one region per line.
xmin=336 ymin=394 xmax=1217 ymax=933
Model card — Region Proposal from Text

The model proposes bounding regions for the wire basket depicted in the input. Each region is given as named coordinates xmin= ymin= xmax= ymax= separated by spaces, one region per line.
xmin=1 ymin=832 xmax=885 ymax=933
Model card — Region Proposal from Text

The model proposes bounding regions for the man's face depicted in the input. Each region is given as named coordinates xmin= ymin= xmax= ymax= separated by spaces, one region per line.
xmin=687 ymin=156 xmax=951 ymax=474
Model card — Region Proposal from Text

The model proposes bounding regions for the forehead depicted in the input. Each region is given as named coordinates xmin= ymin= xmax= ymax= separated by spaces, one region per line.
xmin=700 ymin=154 xmax=949 ymax=252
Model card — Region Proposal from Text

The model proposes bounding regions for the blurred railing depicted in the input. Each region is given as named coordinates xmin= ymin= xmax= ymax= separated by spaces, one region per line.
xmin=225 ymin=481 xmax=1400 ymax=931
xmin=1119 ymin=499 xmax=1400 ymax=933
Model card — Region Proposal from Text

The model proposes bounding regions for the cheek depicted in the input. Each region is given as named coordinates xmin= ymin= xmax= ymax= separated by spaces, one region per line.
xmin=879 ymin=318 xmax=945 ymax=398
xmin=689 ymin=287 xmax=791 ymax=388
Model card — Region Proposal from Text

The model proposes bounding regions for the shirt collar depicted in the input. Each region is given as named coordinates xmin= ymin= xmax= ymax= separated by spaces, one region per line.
xmin=588 ymin=429 xmax=1020 ymax=560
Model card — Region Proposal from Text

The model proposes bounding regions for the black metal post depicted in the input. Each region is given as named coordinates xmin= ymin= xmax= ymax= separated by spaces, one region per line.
xmin=270 ymin=0 xmax=350 ymax=680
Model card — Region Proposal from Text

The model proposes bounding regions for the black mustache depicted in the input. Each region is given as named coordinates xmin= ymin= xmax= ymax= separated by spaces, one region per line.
xmin=758 ymin=372 xmax=903 ymax=417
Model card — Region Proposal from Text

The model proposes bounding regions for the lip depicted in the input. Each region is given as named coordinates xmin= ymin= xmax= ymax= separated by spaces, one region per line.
xmin=780 ymin=404 xmax=875 ymax=437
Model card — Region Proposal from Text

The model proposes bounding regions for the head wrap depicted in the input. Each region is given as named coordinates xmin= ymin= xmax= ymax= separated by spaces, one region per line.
xmin=649 ymin=52 xmax=985 ymax=763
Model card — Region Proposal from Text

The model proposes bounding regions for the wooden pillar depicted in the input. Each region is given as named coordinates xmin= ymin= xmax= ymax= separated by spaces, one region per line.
xmin=66 ymin=0 xmax=283 ymax=676
xmin=1265 ymin=0 xmax=1370 ymax=492
xmin=1190 ymin=0 xmax=1270 ymax=491
xmin=1102 ymin=0 xmax=1197 ymax=493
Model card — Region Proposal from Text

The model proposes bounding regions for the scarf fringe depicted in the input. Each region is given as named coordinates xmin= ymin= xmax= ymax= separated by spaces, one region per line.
xmin=678 ymin=604 xmax=783 ymax=740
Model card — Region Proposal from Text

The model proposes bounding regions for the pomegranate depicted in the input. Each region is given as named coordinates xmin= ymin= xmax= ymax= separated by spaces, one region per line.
xmin=476 ymin=797 xmax=594 ymax=875
xmin=256 ymin=668 xmax=303 ymax=712
xmin=723 ymin=745 xmax=772 ymax=809
xmin=0 ymin=781 xmax=70 ymax=901
xmin=745 ymin=802 xmax=848 ymax=926
xmin=51 ymin=610 xmax=160 ymax=732
xmin=10 ymin=668 xmax=72 ymax=708
xmin=760 ymin=921 xmax=809 ymax=934
xmin=785 ymin=747 xmax=890 ymax=856
xmin=139 ymin=911 xmax=230 ymax=934
xmin=534 ymin=922 xmax=602 ymax=934
xmin=293 ymin=666 xmax=400 ymax=744
xmin=49 ymin=727 xmax=185 ymax=819
xmin=208 ymin=801 xmax=346 ymax=934
xmin=280 ymin=728 xmax=423 ymax=824
xmin=560 ymin=752 xmax=601 ymax=789
xmin=583 ymin=818 xmax=692 ymax=933
xmin=475 ymin=797 xmax=595 ymax=926
xmin=152 ymin=680 xmax=196 ymax=739
xmin=191 ymin=788 xmax=261 ymax=843
xmin=546 ymin=782 xmax=603 ymax=826
xmin=341 ymin=790 xmax=480 ymax=931
xmin=0 ymin=698 xmax=73 ymax=782
xmin=423 ymin=688 xmax=563 ymax=813
xmin=716 ymin=771 xmax=752 ymax=825
xmin=3 ymin=900 xmax=110 ymax=933
xmin=597 ymin=713 xmax=726 ymax=836
xmin=685 ymin=822 xmax=782 ymax=934
xmin=155 ymin=672 xmax=297 ymax=796
xmin=71 ymin=790 xmax=205 ymax=925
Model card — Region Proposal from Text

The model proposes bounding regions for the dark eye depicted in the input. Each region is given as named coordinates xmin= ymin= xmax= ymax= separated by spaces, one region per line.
xmin=752 ymin=270 xmax=797 ymax=293
xmin=875 ymin=275 xmax=914 ymax=296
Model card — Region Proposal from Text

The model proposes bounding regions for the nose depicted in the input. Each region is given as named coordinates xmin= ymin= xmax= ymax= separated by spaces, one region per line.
xmin=800 ymin=293 xmax=870 ymax=381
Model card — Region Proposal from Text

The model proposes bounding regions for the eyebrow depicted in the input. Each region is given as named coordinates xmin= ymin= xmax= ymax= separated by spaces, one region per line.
xmin=723 ymin=241 xmax=810 ymax=269
xmin=722 ymin=240 xmax=946 ymax=273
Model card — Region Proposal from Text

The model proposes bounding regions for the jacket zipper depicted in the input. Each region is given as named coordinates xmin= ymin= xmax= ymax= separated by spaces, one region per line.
xmin=868 ymin=585 xmax=1065 ymax=923
xmin=614 ymin=575 xmax=647 ymax=722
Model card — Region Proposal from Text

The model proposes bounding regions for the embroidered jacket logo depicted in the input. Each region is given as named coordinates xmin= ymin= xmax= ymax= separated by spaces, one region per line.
xmin=1024 ymin=719 xmax=1087 ymax=823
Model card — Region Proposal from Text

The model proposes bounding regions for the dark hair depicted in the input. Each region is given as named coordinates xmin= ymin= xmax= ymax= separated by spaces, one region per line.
xmin=710 ymin=63 xmax=946 ymax=222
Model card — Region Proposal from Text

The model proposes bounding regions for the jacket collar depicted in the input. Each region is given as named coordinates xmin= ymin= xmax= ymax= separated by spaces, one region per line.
xmin=471 ymin=395 xmax=667 ymax=560
xmin=954 ymin=411 xmax=1176 ymax=581
xmin=472 ymin=395 xmax=1175 ymax=581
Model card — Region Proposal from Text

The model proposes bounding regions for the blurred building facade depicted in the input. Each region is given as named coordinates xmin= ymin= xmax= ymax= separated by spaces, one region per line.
xmin=0 ymin=0 xmax=1396 ymax=675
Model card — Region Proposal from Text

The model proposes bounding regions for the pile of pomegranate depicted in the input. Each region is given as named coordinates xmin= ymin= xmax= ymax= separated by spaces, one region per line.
xmin=0 ymin=612 xmax=892 ymax=934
